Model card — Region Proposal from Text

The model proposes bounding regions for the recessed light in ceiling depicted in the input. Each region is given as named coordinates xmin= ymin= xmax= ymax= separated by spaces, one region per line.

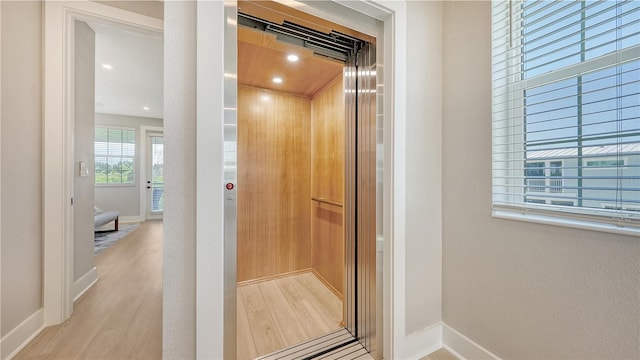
xmin=101 ymin=64 xmax=113 ymax=70
xmin=143 ymin=106 xmax=150 ymax=111
xmin=272 ymin=77 xmax=283 ymax=84
xmin=287 ymin=54 xmax=299 ymax=62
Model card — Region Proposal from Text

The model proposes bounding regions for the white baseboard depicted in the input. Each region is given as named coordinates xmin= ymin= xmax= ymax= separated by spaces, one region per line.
xmin=119 ymin=215 xmax=142 ymax=223
xmin=1 ymin=308 xmax=44 ymax=360
xmin=443 ymin=323 xmax=500 ymax=360
xmin=72 ymin=266 xmax=98 ymax=302
xmin=403 ymin=322 xmax=443 ymax=359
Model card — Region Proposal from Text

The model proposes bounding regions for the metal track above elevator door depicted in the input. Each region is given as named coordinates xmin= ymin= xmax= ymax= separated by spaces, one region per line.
xmin=237 ymin=12 xmax=363 ymax=62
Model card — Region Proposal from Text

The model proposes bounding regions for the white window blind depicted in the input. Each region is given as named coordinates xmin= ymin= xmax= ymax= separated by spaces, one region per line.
xmin=95 ymin=127 xmax=136 ymax=184
xmin=492 ymin=0 xmax=640 ymax=233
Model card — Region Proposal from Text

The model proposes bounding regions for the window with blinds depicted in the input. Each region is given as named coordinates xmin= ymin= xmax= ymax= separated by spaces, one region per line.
xmin=492 ymin=0 xmax=640 ymax=233
xmin=95 ymin=127 xmax=136 ymax=185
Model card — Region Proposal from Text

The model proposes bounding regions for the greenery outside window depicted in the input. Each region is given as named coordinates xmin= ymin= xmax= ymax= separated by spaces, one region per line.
xmin=95 ymin=127 xmax=136 ymax=185
xmin=492 ymin=1 xmax=640 ymax=234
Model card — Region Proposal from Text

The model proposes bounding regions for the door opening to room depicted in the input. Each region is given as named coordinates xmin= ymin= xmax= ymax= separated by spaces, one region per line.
xmin=234 ymin=2 xmax=381 ymax=359
xmin=146 ymin=133 xmax=164 ymax=220
xmin=72 ymin=12 xmax=163 ymax=321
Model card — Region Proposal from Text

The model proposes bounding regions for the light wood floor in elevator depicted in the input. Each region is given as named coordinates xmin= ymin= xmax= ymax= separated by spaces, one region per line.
xmin=237 ymin=272 xmax=344 ymax=360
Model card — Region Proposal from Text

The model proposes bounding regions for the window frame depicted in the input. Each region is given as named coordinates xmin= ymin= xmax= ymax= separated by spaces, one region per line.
xmin=491 ymin=0 xmax=640 ymax=236
xmin=94 ymin=126 xmax=137 ymax=187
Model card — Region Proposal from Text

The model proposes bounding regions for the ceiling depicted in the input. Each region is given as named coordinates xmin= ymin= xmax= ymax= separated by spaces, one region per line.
xmin=238 ymin=26 xmax=344 ymax=97
xmin=92 ymin=22 xmax=163 ymax=119
xmin=236 ymin=0 xmax=373 ymax=97
xmin=91 ymin=1 xmax=362 ymax=115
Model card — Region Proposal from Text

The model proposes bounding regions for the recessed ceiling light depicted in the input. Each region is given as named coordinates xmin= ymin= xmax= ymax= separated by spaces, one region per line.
xmin=143 ymin=106 xmax=150 ymax=111
xmin=287 ymin=54 xmax=299 ymax=62
xmin=102 ymin=64 xmax=113 ymax=70
xmin=272 ymin=77 xmax=283 ymax=84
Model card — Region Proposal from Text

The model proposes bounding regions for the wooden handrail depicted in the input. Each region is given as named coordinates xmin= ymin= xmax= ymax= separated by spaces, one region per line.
xmin=311 ymin=197 xmax=343 ymax=208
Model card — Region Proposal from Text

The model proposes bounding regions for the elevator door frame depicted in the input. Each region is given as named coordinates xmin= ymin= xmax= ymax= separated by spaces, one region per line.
xmin=197 ymin=1 xmax=400 ymax=359
xmin=231 ymin=6 xmax=383 ymax=360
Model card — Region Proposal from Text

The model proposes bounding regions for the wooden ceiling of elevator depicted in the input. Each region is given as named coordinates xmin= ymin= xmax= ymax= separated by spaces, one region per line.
xmin=237 ymin=0 xmax=370 ymax=97
xmin=238 ymin=28 xmax=343 ymax=97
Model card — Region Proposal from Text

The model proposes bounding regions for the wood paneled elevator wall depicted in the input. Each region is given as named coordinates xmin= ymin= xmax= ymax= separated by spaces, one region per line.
xmin=310 ymin=75 xmax=345 ymax=298
xmin=237 ymin=74 xmax=345 ymax=296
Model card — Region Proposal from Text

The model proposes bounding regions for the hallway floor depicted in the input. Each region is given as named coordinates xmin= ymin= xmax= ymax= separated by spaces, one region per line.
xmin=13 ymin=220 xmax=456 ymax=360
xmin=14 ymin=220 xmax=163 ymax=360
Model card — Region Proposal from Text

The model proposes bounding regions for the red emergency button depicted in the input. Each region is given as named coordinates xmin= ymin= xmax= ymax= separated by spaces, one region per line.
xmin=226 ymin=183 xmax=234 ymax=190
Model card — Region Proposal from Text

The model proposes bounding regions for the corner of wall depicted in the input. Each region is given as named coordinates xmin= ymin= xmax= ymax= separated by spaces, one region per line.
xmin=0 ymin=309 xmax=44 ymax=360
xmin=443 ymin=323 xmax=500 ymax=360
xmin=72 ymin=266 xmax=98 ymax=302
xmin=401 ymin=322 xmax=444 ymax=359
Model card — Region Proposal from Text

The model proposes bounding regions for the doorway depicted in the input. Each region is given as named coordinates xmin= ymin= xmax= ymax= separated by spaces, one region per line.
xmin=145 ymin=132 xmax=164 ymax=220
xmin=43 ymin=0 xmax=164 ymax=327
xmin=233 ymin=3 xmax=381 ymax=359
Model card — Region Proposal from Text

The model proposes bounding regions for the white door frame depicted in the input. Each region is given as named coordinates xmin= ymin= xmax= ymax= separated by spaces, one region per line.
xmin=196 ymin=1 xmax=406 ymax=359
xmin=43 ymin=1 xmax=163 ymax=325
xmin=139 ymin=126 xmax=164 ymax=221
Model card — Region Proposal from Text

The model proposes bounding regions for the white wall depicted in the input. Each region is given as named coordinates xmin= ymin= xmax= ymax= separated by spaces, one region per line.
xmin=442 ymin=2 xmax=640 ymax=359
xmin=94 ymin=113 xmax=162 ymax=218
xmin=94 ymin=0 xmax=163 ymax=20
xmin=404 ymin=0 xmax=443 ymax=336
xmin=74 ymin=21 xmax=96 ymax=283
xmin=0 ymin=0 xmax=43 ymax=338
xmin=163 ymin=1 xmax=197 ymax=358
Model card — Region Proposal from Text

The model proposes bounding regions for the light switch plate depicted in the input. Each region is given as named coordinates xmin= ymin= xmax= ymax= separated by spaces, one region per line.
xmin=79 ymin=161 xmax=89 ymax=177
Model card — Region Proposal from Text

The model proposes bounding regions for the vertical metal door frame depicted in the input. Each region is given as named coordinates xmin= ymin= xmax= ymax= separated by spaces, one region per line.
xmin=223 ymin=2 xmax=239 ymax=359
xmin=345 ymin=41 xmax=381 ymax=359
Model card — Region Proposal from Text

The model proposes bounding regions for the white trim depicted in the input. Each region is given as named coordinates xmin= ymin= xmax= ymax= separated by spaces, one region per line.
xmin=402 ymin=322 xmax=443 ymax=360
xmin=43 ymin=1 xmax=163 ymax=326
xmin=493 ymin=208 xmax=640 ymax=237
xmin=388 ymin=2 xmax=408 ymax=359
xmin=0 ymin=309 xmax=45 ymax=360
xmin=119 ymin=215 xmax=143 ymax=223
xmin=196 ymin=1 xmax=227 ymax=359
xmin=72 ymin=266 xmax=98 ymax=302
xmin=442 ymin=323 xmax=501 ymax=360
xmin=380 ymin=5 xmax=398 ymax=358
xmin=0 ymin=3 xmax=3 ymax=358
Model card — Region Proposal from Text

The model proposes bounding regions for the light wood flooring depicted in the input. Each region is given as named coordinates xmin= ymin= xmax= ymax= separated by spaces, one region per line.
xmin=237 ymin=272 xmax=344 ymax=360
xmin=15 ymin=220 xmax=163 ymax=360
xmin=420 ymin=348 xmax=458 ymax=360
xmin=13 ymin=220 xmax=456 ymax=360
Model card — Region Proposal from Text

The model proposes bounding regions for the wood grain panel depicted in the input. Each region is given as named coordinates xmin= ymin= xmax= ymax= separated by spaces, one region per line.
xmin=237 ymin=272 xmax=342 ymax=359
xmin=237 ymin=85 xmax=312 ymax=282
xmin=310 ymin=74 xmax=345 ymax=297
xmin=311 ymin=205 xmax=344 ymax=298
xmin=238 ymin=26 xmax=344 ymax=97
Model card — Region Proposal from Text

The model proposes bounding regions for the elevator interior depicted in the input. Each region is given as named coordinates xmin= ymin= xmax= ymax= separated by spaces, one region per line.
xmin=234 ymin=2 xmax=360 ymax=359
xmin=236 ymin=20 xmax=347 ymax=295
xmin=234 ymin=2 xmax=379 ymax=359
